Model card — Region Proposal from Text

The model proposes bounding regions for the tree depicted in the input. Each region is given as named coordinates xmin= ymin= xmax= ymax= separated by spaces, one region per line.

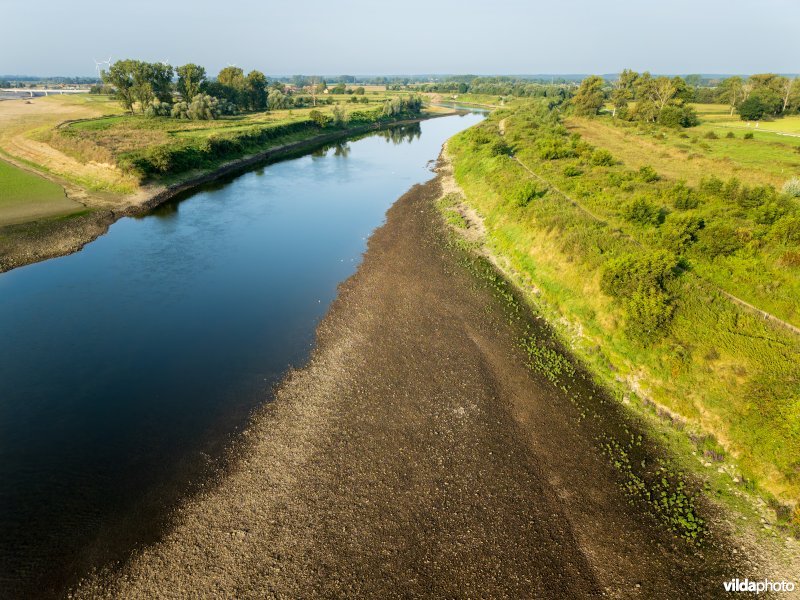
xmin=102 ymin=59 xmax=137 ymax=113
xmin=718 ymin=76 xmax=744 ymax=116
xmin=309 ymin=76 xmax=320 ymax=107
xmin=610 ymin=69 xmax=638 ymax=117
xmin=245 ymin=70 xmax=268 ymax=111
xmin=217 ymin=66 xmax=245 ymax=89
xmin=268 ymin=89 xmax=291 ymax=110
xmin=176 ymin=63 xmax=206 ymax=102
xmin=781 ymin=77 xmax=800 ymax=113
xmin=149 ymin=62 xmax=174 ymax=103
xmin=572 ymin=75 xmax=605 ymax=116
xmin=652 ymin=76 xmax=678 ymax=111
xmin=746 ymin=74 xmax=786 ymax=116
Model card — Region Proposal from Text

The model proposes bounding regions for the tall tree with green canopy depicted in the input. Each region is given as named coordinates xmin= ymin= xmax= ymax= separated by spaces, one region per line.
xmin=217 ymin=66 xmax=245 ymax=89
xmin=572 ymin=75 xmax=605 ymax=116
xmin=176 ymin=63 xmax=206 ymax=102
xmin=610 ymin=69 xmax=638 ymax=117
xmin=102 ymin=59 xmax=137 ymax=113
xmin=719 ymin=76 xmax=744 ymax=116
xmin=245 ymin=70 xmax=268 ymax=111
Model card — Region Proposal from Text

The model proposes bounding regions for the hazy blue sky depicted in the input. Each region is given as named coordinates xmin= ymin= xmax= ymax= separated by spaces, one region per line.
xmin=3 ymin=0 xmax=799 ymax=76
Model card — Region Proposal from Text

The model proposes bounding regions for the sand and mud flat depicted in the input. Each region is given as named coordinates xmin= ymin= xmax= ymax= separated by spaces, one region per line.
xmin=70 ymin=164 xmax=749 ymax=599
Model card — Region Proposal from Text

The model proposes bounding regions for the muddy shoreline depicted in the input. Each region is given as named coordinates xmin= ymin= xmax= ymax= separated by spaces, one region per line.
xmin=0 ymin=113 xmax=453 ymax=273
xmin=70 ymin=162 xmax=745 ymax=599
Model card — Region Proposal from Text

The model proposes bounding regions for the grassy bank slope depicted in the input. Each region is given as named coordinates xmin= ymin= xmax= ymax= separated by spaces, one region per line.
xmin=448 ymin=103 xmax=800 ymax=521
xmin=0 ymin=159 xmax=84 ymax=225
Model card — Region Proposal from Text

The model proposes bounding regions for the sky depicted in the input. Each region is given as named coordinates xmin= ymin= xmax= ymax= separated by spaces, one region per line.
xmin=2 ymin=0 xmax=799 ymax=77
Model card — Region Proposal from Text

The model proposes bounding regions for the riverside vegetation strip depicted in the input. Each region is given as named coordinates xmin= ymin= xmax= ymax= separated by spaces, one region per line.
xmin=0 ymin=91 xmax=447 ymax=270
xmin=447 ymin=98 xmax=800 ymax=539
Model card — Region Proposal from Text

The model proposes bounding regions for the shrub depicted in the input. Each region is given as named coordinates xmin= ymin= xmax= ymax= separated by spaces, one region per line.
xmin=509 ymin=181 xmax=547 ymax=207
xmin=309 ymin=109 xmax=327 ymax=127
xmin=744 ymin=132 xmax=754 ymax=140
xmin=537 ymin=137 xmax=576 ymax=160
xmin=697 ymin=222 xmax=742 ymax=258
xmin=563 ymin=165 xmax=583 ymax=177
xmin=661 ymin=214 xmax=704 ymax=253
xmin=738 ymin=95 xmax=769 ymax=121
xmin=699 ymin=175 xmax=724 ymax=196
xmin=601 ymin=250 xmax=679 ymax=298
xmin=658 ymin=105 xmax=700 ymax=128
xmin=703 ymin=131 xmax=718 ymax=140
xmin=600 ymin=250 xmax=680 ymax=344
xmin=770 ymin=216 xmax=800 ymax=245
xmin=782 ymin=177 xmax=800 ymax=198
xmin=623 ymin=196 xmax=666 ymax=226
xmin=638 ymin=165 xmax=660 ymax=182
xmin=147 ymin=145 xmax=174 ymax=173
xmin=726 ymin=131 xmax=735 ymax=139
xmin=670 ymin=181 xmax=700 ymax=209
xmin=590 ymin=148 xmax=615 ymax=166
xmin=626 ymin=289 xmax=675 ymax=344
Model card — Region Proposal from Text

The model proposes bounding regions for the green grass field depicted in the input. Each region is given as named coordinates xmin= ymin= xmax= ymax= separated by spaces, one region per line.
xmin=0 ymin=159 xmax=82 ymax=225
xmin=448 ymin=102 xmax=800 ymax=521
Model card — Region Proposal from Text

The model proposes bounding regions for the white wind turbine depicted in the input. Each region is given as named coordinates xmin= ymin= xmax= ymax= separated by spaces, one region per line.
xmin=94 ymin=56 xmax=111 ymax=80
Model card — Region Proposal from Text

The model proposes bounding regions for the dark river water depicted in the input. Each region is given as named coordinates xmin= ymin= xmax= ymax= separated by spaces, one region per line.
xmin=0 ymin=112 xmax=484 ymax=597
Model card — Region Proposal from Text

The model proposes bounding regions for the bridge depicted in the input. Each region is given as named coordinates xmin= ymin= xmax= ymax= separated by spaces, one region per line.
xmin=0 ymin=89 xmax=90 ymax=97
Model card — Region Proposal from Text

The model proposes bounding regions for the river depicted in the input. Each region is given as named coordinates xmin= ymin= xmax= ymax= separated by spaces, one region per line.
xmin=0 ymin=111 xmax=485 ymax=597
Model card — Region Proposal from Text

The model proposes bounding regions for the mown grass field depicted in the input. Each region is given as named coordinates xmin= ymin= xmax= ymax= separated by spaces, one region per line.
xmin=448 ymin=102 xmax=800 ymax=522
xmin=0 ymin=159 xmax=83 ymax=225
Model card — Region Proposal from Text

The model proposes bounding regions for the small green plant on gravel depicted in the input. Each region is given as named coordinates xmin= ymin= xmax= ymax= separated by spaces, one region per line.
xmin=601 ymin=434 xmax=706 ymax=542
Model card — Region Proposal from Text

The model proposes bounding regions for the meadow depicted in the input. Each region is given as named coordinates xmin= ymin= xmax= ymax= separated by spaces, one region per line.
xmin=448 ymin=101 xmax=800 ymax=524
xmin=0 ymin=159 xmax=83 ymax=225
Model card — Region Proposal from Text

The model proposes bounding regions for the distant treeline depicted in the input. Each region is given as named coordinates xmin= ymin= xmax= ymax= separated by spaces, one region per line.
xmin=571 ymin=70 xmax=800 ymax=124
xmin=403 ymin=72 xmax=800 ymax=122
xmin=98 ymin=61 xmax=377 ymax=119
xmin=0 ymin=76 xmax=97 ymax=87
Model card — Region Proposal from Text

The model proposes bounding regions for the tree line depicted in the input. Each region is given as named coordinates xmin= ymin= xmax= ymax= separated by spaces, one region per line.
xmin=571 ymin=70 xmax=800 ymax=125
xmin=100 ymin=60 xmax=340 ymax=119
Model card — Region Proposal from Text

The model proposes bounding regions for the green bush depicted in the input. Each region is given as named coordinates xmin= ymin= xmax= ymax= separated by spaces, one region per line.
xmin=744 ymin=132 xmax=754 ymax=140
xmin=661 ymin=214 xmax=704 ymax=253
xmin=638 ymin=165 xmax=660 ymax=182
xmin=509 ymin=181 xmax=547 ymax=207
xmin=626 ymin=289 xmax=675 ymax=344
xmin=658 ymin=105 xmax=699 ymax=128
xmin=600 ymin=250 xmax=680 ymax=344
xmin=670 ymin=181 xmax=700 ymax=210
xmin=697 ymin=222 xmax=742 ymax=258
xmin=590 ymin=148 xmax=615 ymax=166
xmin=623 ymin=196 xmax=666 ymax=226
xmin=600 ymin=250 xmax=679 ymax=298
xmin=770 ymin=215 xmax=800 ymax=245
xmin=563 ymin=165 xmax=583 ymax=177
xmin=537 ymin=137 xmax=576 ymax=160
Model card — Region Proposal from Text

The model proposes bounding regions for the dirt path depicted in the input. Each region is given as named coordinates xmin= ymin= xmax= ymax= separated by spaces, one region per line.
xmin=72 ymin=171 xmax=742 ymax=599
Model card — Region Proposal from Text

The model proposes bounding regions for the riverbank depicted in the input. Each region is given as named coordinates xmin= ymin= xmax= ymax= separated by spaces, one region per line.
xmin=0 ymin=112 xmax=455 ymax=273
xmin=73 ymin=159 xmax=755 ymax=599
